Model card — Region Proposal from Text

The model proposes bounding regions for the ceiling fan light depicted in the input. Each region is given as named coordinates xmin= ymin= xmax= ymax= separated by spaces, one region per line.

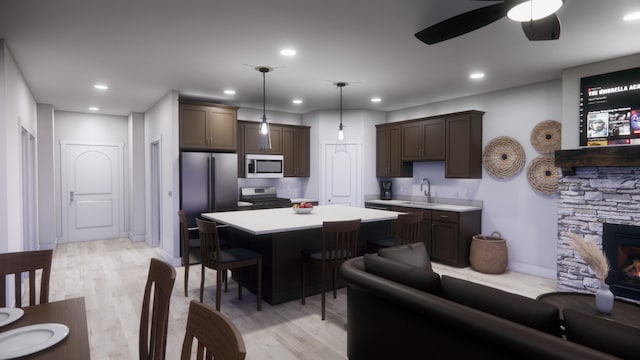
xmin=507 ymin=0 xmax=563 ymax=22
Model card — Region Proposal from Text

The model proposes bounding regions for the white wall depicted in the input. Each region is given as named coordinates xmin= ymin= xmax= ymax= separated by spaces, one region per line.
xmin=561 ymin=53 xmax=640 ymax=149
xmin=37 ymin=104 xmax=55 ymax=249
xmin=144 ymin=90 xmax=180 ymax=265
xmin=54 ymin=111 xmax=129 ymax=241
xmin=388 ymin=80 xmax=562 ymax=279
xmin=0 ymin=40 xmax=37 ymax=254
xmin=128 ymin=112 xmax=146 ymax=241
xmin=238 ymin=108 xmax=302 ymax=125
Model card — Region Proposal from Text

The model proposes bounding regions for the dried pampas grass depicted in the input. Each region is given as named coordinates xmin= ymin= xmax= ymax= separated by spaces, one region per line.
xmin=567 ymin=232 xmax=610 ymax=283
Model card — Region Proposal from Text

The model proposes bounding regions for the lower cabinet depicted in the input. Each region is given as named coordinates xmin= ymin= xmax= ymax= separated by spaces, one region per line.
xmin=430 ymin=210 xmax=481 ymax=267
xmin=389 ymin=206 xmax=481 ymax=267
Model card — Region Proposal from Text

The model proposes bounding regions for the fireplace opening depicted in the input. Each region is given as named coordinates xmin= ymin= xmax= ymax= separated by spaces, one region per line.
xmin=603 ymin=223 xmax=640 ymax=302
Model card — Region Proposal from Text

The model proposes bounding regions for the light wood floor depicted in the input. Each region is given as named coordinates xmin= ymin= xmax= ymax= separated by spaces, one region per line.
xmin=48 ymin=238 xmax=556 ymax=359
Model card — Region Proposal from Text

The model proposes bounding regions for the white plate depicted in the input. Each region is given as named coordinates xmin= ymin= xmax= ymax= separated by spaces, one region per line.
xmin=0 ymin=308 xmax=24 ymax=328
xmin=0 ymin=323 xmax=69 ymax=359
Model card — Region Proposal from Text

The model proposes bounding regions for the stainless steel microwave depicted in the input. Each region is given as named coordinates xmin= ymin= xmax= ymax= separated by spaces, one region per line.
xmin=245 ymin=154 xmax=284 ymax=178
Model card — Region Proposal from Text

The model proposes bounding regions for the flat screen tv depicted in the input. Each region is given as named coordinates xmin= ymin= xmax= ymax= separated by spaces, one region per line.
xmin=579 ymin=66 xmax=640 ymax=147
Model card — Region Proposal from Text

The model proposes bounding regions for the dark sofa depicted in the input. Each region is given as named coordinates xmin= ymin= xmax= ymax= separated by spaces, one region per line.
xmin=340 ymin=243 xmax=633 ymax=360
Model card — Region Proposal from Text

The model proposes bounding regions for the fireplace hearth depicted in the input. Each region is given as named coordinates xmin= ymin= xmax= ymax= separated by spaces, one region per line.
xmin=603 ymin=223 xmax=640 ymax=302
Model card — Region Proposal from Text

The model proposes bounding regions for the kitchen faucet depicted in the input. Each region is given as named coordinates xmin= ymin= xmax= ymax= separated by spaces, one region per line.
xmin=420 ymin=178 xmax=431 ymax=203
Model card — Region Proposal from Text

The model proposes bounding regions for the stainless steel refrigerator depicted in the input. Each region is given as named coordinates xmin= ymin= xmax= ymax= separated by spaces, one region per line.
xmin=179 ymin=152 xmax=238 ymax=227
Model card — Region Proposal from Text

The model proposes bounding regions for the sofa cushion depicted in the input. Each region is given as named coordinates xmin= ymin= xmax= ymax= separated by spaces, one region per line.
xmin=378 ymin=242 xmax=433 ymax=271
xmin=440 ymin=275 xmax=561 ymax=336
xmin=363 ymin=253 xmax=441 ymax=293
xmin=563 ymin=308 xmax=640 ymax=359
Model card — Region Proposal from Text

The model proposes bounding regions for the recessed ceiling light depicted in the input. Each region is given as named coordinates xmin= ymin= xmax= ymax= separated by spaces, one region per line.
xmin=224 ymin=89 xmax=236 ymax=95
xmin=89 ymin=106 xmax=99 ymax=111
xmin=470 ymin=72 xmax=485 ymax=80
xmin=280 ymin=48 xmax=297 ymax=56
xmin=624 ymin=11 xmax=640 ymax=21
xmin=507 ymin=0 xmax=563 ymax=22
xmin=292 ymin=99 xmax=303 ymax=104
xmin=371 ymin=97 xmax=382 ymax=103
xmin=94 ymin=84 xmax=108 ymax=90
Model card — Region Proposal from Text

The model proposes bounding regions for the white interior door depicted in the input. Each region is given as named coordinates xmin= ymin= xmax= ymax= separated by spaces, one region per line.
xmin=322 ymin=142 xmax=362 ymax=206
xmin=62 ymin=143 xmax=123 ymax=242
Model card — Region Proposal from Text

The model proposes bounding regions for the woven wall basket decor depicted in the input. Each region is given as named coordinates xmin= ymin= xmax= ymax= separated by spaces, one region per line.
xmin=526 ymin=155 xmax=559 ymax=195
xmin=482 ymin=136 xmax=525 ymax=179
xmin=530 ymin=120 xmax=561 ymax=154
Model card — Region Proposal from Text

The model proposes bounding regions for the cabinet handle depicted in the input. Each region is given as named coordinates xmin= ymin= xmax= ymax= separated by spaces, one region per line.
xmin=439 ymin=215 xmax=449 ymax=219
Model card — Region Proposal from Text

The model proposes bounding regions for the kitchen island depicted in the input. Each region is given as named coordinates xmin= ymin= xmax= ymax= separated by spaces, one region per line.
xmin=202 ymin=205 xmax=401 ymax=304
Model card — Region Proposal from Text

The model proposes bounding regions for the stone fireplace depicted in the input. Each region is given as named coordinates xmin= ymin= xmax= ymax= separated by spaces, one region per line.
xmin=556 ymin=146 xmax=640 ymax=300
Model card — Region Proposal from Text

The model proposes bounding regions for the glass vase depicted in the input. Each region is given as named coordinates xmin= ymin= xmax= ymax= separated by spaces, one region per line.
xmin=595 ymin=283 xmax=614 ymax=314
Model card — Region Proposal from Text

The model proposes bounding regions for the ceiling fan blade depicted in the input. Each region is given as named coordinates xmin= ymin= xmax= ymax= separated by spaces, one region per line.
xmin=415 ymin=2 xmax=509 ymax=45
xmin=521 ymin=14 xmax=561 ymax=41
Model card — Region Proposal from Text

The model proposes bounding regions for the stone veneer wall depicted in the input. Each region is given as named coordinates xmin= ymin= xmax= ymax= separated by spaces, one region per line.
xmin=557 ymin=166 xmax=640 ymax=293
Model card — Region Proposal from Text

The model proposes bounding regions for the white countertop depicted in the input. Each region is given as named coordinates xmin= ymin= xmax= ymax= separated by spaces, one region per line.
xmin=203 ymin=205 xmax=402 ymax=235
xmin=365 ymin=199 xmax=482 ymax=212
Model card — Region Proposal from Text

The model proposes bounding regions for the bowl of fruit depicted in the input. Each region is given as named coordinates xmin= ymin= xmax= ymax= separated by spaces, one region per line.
xmin=292 ymin=202 xmax=314 ymax=214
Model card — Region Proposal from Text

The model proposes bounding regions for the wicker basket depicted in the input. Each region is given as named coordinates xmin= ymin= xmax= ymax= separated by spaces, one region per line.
xmin=470 ymin=232 xmax=508 ymax=274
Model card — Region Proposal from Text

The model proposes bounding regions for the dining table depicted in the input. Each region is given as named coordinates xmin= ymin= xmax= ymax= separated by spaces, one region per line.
xmin=0 ymin=297 xmax=90 ymax=359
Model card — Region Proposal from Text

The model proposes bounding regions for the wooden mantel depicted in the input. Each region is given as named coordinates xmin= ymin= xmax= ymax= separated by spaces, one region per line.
xmin=555 ymin=145 xmax=640 ymax=176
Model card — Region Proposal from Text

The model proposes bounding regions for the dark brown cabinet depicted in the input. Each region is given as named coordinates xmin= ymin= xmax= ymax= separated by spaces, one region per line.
xmin=241 ymin=121 xmax=282 ymax=155
xmin=376 ymin=123 xmax=412 ymax=177
xmin=179 ymin=102 xmax=237 ymax=151
xmin=376 ymin=110 xmax=483 ymax=179
xmin=401 ymin=118 xmax=445 ymax=161
xmin=237 ymin=121 xmax=310 ymax=178
xmin=386 ymin=205 xmax=481 ymax=267
xmin=282 ymin=125 xmax=310 ymax=177
xmin=430 ymin=210 xmax=481 ymax=267
xmin=445 ymin=111 xmax=483 ymax=178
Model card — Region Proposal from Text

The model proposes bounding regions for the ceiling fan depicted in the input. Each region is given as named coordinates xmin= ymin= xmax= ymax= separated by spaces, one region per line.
xmin=415 ymin=0 xmax=563 ymax=45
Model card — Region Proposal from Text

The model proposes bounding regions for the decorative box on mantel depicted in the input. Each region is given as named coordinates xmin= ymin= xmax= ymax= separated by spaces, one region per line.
xmin=555 ymin=145 xmax=640 ymax=300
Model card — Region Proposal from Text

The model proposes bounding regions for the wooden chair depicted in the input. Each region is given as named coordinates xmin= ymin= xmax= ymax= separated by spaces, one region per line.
xmin=0 ymin=249 xmax=53 ymax=307
xmin=301 ymin=219 xmax=361 ymax=320
xmin=179 ymin=210 xmax=202 ymax=297
xmin=367 ymin=211 xmax=423 ymax=252
xmin=181 ymin=300 xmax=246 ymax=360
xmin=195 ymin=218 xmax=262 ymax=312
xmin=139 ymin=257 xmax=176 ymax=360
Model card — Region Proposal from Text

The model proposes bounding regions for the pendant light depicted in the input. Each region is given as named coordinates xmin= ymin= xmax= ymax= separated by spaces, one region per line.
xmin=335 ymin=82 xmax=348 ymax=150
xmin=257 ymin=66 xmax=273 ymax=150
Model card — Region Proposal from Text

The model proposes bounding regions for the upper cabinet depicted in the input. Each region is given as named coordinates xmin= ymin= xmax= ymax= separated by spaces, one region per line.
xmin=242 ymin=121 xmax=283 ymax=155
xmin=179 ymin=102 xmax=237 ymax=151
xmin=377 ymin=110 xmax=483 ymax=179
xmin=376 ymin=123 xmax=412 ymax=177
xmin=282 ymin=125 xmax=310 ymax=177
xmin=445 ymin=111 xmax=483 ymax=178
xmin=238 ymin=121 xmax=310 ymax=178
xmin=401 ymin=118 xmax=445 ymax=161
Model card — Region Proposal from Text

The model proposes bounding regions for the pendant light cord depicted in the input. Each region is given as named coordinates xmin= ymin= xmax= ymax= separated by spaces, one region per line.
xmin=339 ymin=85 xmax=343 ymax=128
xmin=262 ymin=71 xmax=266 ymax=120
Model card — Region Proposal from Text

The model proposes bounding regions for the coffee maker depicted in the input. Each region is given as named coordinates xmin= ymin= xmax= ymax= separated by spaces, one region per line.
xmin=380 ymin=180 xmax=392 ymax=200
